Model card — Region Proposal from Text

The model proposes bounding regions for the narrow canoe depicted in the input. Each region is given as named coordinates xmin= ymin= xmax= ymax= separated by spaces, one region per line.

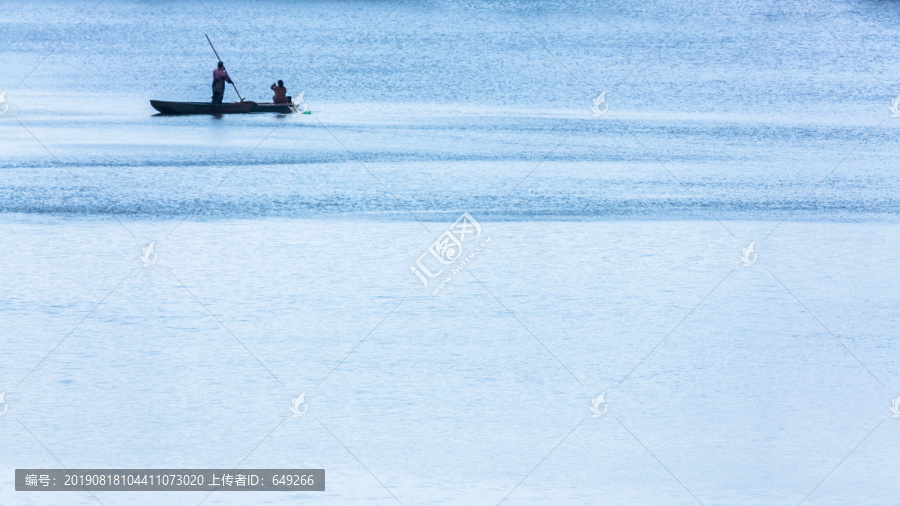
xmin=150 ymin=100 xmax=294 ymax=115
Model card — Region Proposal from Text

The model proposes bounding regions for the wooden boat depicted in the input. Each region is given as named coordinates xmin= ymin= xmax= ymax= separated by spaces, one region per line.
xmin=150 ymin=100 xmax=294 ymax=115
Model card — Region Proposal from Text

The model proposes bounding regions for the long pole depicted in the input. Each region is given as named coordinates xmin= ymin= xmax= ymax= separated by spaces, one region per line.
xmin=205 ymin=34 xmax=244 ymax=102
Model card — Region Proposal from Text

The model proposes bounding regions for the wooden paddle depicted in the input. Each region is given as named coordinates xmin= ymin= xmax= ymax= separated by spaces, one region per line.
xmin=205 ymin=34 xmax=244 ymax=102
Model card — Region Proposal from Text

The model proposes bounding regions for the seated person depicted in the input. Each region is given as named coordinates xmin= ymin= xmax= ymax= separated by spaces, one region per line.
xmin=271 ymin=80 xmax=289 ymax=104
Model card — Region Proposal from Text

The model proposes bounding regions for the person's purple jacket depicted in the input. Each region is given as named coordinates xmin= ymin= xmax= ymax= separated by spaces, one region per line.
xmin=213 ymin=68 xmax=231 ymax=83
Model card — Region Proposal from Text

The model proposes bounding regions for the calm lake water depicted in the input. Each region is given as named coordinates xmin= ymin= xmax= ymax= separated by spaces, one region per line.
xmin=1 ymin=1 xmax=900 ymax=505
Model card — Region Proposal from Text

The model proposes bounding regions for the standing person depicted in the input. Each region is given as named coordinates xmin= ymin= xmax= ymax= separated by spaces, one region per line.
xmin=211 ymin=61 xmax=232 ymax=104
xmin=271 ymin=80 xmax=289 ymax=104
